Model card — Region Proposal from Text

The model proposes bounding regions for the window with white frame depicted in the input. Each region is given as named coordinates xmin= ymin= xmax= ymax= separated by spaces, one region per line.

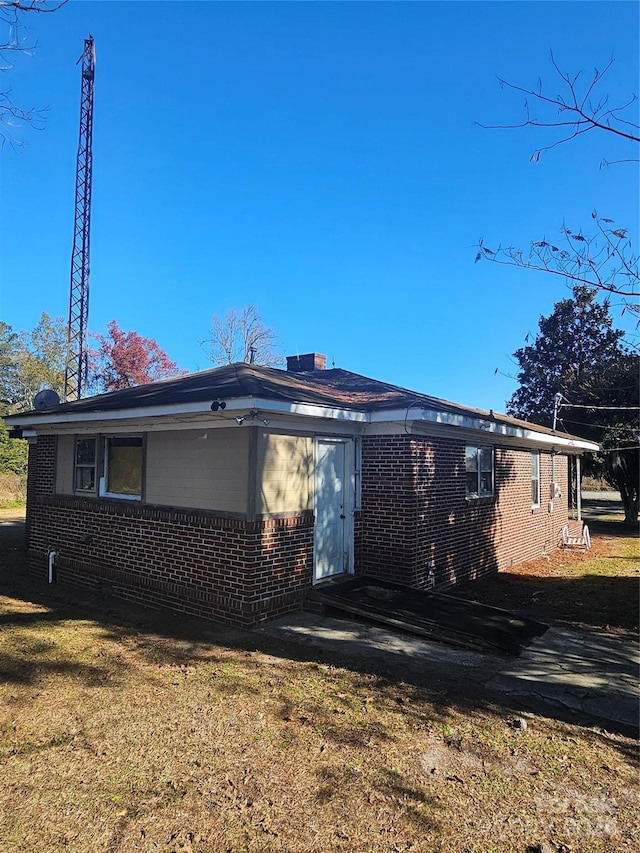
xmin=101 ymin=436 xmax=143 ymax=499
xmin=531 ymin=451 xmax=541 ymax=507
xmin=74 ymin=437 xmax=97 ymax=493
xmin=465 ymin=445 xmax=494 ymax=498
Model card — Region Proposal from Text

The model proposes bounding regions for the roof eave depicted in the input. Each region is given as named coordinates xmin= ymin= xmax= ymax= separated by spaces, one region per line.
xmin=4 ymin=396 xmax=369 ymax=430
xmin=371 ymin=407 xmax=599 ymax=452
xmin=5 ymin=398 xmax=600 ymax=453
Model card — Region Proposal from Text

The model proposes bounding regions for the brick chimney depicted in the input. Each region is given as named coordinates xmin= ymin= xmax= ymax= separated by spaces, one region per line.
xmin=286 ymin=353 xmax=327 ymax=372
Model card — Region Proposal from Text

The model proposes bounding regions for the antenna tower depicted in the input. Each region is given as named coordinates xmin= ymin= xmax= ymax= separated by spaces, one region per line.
xmin=64 ymin=35 xmax=95 ymax=401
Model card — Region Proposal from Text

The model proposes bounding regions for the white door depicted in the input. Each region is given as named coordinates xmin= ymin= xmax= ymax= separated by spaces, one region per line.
xmin=314 ymin=437 xmax=353 ymax=582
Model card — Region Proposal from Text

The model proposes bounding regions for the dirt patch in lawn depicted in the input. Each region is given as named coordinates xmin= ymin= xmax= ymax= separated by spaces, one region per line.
xmin=0 ymin=515 xmax=638 ymax=852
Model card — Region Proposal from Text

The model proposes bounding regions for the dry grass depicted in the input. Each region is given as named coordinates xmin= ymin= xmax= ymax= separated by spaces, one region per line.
xmin=0 ymin=473 xmax=26 ymax=508
xmin=451 ymin=520 xmax=639 ymax=635
xmin=0 ymin=512 xmax=638 ymax=853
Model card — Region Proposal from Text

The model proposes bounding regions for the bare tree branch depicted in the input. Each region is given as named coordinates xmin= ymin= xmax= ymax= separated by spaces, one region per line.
xmin=0 ymin=1 xmax=67 ymax=12
xmin=476 ymin=52 xmax=640 ymax=163
xmin=0 ymin=0 xmax=68 ymax=147
xmin=476 ymin=212 xmax=639 ymax=301
xmin=477 ymin=54 xmax=639 ymax=315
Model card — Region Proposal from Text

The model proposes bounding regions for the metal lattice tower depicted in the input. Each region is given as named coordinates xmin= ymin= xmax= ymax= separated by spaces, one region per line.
xmin=64 ymin=35 xmax=95 ymax=401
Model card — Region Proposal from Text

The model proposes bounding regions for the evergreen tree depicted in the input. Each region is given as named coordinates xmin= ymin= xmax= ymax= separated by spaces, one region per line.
xmin=508 ymin=286 xmax=625 ymax=425
xmin=508 ymin=286 xmax=639 ymax=522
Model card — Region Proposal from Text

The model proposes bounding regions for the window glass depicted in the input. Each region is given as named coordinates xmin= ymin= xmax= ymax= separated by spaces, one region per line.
xmin=74 ymin=437 xmax=96 ymax=492
xmin=75 ymin=466 xmax=96 ymax=491
xmin=466 ymin=470 xmax=479 ymax=495
xmin=465 ymin=446 xmax=478 ymax=470
xmin=465 ymin=445 xmax=494 ymax=497
xmin=76 ymin=438 xmax=96 ymax=466
xmin=479 ymin=447 xmax=493 ymax=495
xmin=465 ymin=446 xmax=479 ymax=495
xmin=531 ymin=451 xmax=541 ymax=506
xmin=105 ymin=436 xmax=142 ymax=497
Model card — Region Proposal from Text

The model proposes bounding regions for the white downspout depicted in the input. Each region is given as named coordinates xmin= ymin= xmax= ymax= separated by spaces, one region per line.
xmin=48 ymin=549 xmax=58 ymax=584
xmin=576 ymin=456 xmax=582 ymax=521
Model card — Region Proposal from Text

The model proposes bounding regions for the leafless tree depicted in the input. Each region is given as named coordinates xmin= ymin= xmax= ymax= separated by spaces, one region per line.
xmin=1 ymin=1 xmax=68 ymax=147
xmin=476 ymin=53 xmax=639 ymax=312
xmin=201 ymin=305 xmax=283 ymax=367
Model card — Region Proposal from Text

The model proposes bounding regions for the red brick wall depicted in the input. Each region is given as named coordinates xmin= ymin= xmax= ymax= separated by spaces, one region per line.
xmin=358 ymin=434 xmax=569 ymax=589
xmin=26 ymin=435 xmax=57 ymax=496
xmin=356 ymin=436 xmax=417 ymax=584
xmin=25 ymin=435 xmax=57 ymax=544
xmin=24 ymin=431 xmax=571 ymax=625
xmin=25 ymin=436 xmax=313 ymax=626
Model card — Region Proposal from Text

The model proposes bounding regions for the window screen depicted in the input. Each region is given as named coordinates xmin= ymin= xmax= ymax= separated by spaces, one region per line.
xmin=105 ymin=436 xmax=143 ymax=497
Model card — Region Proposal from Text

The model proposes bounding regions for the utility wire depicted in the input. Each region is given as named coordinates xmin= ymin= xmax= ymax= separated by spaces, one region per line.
xmin=559 ymin=403 xmax=640 ymax=411
xmin=558 ymin=418 xmax=639 ymax=432
xmin=561 ymin=417 xmax=639 ymax=429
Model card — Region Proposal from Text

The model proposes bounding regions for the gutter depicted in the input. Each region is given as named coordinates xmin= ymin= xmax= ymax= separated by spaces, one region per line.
xmin=5 ymin=398 xmax=598 ymax=452
xmin=4 ymin=396 xmax=369 ymax=432
xmin=369 ymin=407 xmax=599 ymax=453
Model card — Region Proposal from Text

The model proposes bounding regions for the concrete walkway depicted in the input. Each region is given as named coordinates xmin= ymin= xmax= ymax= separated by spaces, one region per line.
xmin=486 ymin=627 xmax=639 ymax=729
xmin=257 ymin=612 xmax=639 ymax=730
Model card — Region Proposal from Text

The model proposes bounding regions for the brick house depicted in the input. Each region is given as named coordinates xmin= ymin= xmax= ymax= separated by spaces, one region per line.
xmin=6 ymin=353 xmax=598 ymax=627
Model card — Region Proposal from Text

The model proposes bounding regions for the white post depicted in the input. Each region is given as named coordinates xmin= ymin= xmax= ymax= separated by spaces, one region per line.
xmin=576 ymin=455 xmax=582 ymax=521
xmin=552 ymin=392 xmax=563 ymax=431
xmin=48 ymin=550 xmax=58 ymax=583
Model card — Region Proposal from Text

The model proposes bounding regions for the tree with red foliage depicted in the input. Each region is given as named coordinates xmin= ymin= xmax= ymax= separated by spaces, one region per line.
xmin=90 ymin=320 xmax=185 ymax=393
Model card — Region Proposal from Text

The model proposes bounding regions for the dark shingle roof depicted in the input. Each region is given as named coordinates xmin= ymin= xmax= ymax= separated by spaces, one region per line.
xmin=13 ymin=361 xmax=565 ymax=439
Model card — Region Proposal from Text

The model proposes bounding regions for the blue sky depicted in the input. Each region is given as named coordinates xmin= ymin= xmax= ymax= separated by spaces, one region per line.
xmin=1 ymin=0 xmax=638 ymax=411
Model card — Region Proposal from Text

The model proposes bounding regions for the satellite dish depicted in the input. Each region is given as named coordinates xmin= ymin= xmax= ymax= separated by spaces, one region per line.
xmin=33 ymin=389 xmax=61 ymax=410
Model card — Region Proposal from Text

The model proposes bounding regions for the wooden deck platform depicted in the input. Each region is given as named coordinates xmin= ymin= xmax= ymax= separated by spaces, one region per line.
xmin=308 ymin=576 xmax=548 ymax=656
